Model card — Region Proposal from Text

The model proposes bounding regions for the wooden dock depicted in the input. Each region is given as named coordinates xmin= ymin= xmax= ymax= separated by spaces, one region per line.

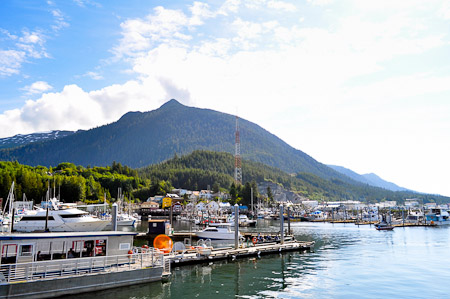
xmin=167 ymin=240 xmax=315 ymax=266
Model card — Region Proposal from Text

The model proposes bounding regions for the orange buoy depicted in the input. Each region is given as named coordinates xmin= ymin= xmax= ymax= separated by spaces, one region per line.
xmin=153 ymin=234 xmax=173 ymax=253
xmin=252 ymin=237 xmax=257 ymax=245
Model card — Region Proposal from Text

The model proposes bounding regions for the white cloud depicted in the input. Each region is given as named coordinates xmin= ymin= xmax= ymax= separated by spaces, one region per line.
xmin=51 ymin=9 xmax=69 ymax=31
xmin=73 ymin=0 xmax=101 ymax=8
xmin=3 ymin=0 xmax=450 ymax=195
xmin=0 ymin=50 xmax=26 ymax=76
xmin=267 ymin=1 xmax=297 ymax=12
xmin=84 ymin=71 xmax=104 ymax=80
xmin=21 ymin=81 xmax=53 ymax=95
xmin=113 ymin=6 xmax=190 ymax=58
xmin=0 ymin=1 xmax=68 ymax=76
xmin=307 ymin=0 xmax=334 ymax=6
xmin=0 ymin=79 xmax=168 ymax=137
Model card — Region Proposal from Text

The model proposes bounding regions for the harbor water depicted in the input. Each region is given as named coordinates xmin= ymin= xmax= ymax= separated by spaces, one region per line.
xmin=76 ymin=220 xmax=450 ymax=298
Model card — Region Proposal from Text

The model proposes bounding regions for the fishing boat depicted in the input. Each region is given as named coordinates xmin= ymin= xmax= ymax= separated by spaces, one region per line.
xmin=375 ymin=222 xmax=394 ymax=230
xmin=196 ymin=224 xmax=242 ymax=240
xmin=425 ymin=208 xmax=450 ymax=225
xmin=375 ymin=214 xmax=394 ymax=230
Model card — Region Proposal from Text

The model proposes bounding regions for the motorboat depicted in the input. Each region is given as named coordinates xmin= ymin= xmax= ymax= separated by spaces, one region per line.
xmin=375 ymin=214 xmax=394 ymax=230
xmin=227 ymin=214 xmax=257 ymax=227
xmin=375 ymin=222 xmax=394 ymax=230
xmin=14 ymin=198 xmax=109 ymax=232
xmin=425 ymin=208 xmax=450 ymax=225
xmin=117 ymin=213 xmax=138 ymax=226
xmin=196 ymin=224 xmax=242 ymax=240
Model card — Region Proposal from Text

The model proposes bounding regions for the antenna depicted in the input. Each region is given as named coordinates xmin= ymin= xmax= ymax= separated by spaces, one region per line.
xmin=234 ymin=115 xmax=242 ymax=185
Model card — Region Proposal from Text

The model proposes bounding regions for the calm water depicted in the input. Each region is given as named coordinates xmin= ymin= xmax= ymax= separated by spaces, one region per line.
xmin=82 ymin=221 xmax=450 ymax=298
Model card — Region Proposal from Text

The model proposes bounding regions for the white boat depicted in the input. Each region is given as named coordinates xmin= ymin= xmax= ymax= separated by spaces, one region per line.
xmin=0 ymin=231 xmax=166 ymax=298
xmin=425 ymin=208 xmax=450 ymax=225
xmin=14 ymin=201 xmax=109 ymax=233
xmin=196 ymin=224 xmax=242 ymax=240
xmin=227 ymin=214 xmax=257 ymax=227
xmin=117 ymin=213 xmax=138 ymax=226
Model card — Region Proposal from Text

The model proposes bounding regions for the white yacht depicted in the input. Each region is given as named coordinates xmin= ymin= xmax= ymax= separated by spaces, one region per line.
xmin=196 ymin=224 xmax=242 ymax=240
xmin=14 ymin=199 xmax=109 ymax=232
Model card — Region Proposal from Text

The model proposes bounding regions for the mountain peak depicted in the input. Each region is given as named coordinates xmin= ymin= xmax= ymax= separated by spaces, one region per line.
xmin=159 ymin=99 xmax=184 ymax=109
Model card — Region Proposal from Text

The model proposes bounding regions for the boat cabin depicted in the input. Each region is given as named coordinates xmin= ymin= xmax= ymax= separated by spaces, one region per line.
xmin=0 ymin=231 xmax=136 ymax=265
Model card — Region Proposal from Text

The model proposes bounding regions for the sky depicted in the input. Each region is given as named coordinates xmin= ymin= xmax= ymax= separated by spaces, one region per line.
xmin=1 ymin=0 xmax=450 ymax=196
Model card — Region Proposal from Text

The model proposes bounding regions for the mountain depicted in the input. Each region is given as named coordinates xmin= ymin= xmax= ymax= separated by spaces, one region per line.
xmin=362 ymin=173 xmax=410 ymax=192
xmin=0 ymin=130 xmax=75 ymax=149
xmin=328 ymin=165 xmax=410 ymax=192
xmin=0 ymin=99 xmax=355 ymax=184
xmin=140 ymin=150 xmax=447 ymax=203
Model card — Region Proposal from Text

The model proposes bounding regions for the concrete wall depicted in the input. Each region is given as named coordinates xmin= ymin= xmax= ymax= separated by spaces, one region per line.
xmin=0 ymin=267 xmax=163 ymax=299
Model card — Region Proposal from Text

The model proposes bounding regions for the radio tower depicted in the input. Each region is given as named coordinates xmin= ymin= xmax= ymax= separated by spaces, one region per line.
xmin=234 ymin=115 xmax=242 ymax=185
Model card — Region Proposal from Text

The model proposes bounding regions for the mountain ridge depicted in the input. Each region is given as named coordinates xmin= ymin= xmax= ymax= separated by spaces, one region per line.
xmin=0 ymin=99 xmax=356 ymax=185
xmin=328 ymin=165 xmax=410 ymax=192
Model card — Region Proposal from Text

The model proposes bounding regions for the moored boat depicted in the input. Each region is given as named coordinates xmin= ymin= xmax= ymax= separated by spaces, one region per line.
xmin=425 ymin=208 xmax=450 ymax=225
xmin=14 ymin=203 xmax=109 ymax=233
xmin=0 ymin=231 xmax=168 ymax=298
xmin=196 ymin=224 xmax=242 ymax=240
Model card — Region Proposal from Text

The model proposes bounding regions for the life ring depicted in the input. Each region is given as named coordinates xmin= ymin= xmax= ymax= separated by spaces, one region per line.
xmin=252 ymin=237 xmax=257 ymax=245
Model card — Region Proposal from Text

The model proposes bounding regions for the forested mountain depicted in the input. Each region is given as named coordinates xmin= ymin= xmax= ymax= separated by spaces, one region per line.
xmin=328 ymin=165 xmax=410 ymax=192
xmin=0 ymin=99 xmax=353 ymax=185
xmin=0 ymin=152 xmax=447 ymax=205
xmin=140 ymin=150 xmax=448 ymax=204
xmin=0 ymin=130 xmax=75 ymax=149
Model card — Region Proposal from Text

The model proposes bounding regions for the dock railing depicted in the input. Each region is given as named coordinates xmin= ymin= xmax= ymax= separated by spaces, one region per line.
xmin=0 ymin=248 xmax=165 ymax=283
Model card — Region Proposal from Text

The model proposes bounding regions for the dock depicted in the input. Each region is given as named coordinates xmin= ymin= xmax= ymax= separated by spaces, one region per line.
xmin=166 ymin=240 xmax=315 ymax=266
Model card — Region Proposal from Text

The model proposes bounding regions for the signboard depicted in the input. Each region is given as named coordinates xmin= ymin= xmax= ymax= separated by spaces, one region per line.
xmin=162 ymin=197 xmax=172 ymax=209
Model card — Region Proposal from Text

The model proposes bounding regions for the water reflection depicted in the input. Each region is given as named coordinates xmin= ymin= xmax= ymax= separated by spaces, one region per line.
xmin=74 ymin=220 xmax=450 ymax=298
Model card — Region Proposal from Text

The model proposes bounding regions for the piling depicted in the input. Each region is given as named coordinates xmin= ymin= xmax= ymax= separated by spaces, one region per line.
xmin=287 ymin=207 xmax=291 ymax=234
xmin=234 ymin=204 xmax=239 ymax=249
xmin=112 ymin=203 xmax=118 ymax=231
xmin=280 ymin=204 xmax=284 ymax=245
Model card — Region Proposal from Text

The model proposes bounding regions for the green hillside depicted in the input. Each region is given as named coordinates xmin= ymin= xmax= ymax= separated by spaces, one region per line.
xmin=0 ymin=152 xmax=447 ymax=205
xmin=139 ymin=150 xmax=449 ymax=204
xmin=0 ymin=99 xmax=352 ymax=184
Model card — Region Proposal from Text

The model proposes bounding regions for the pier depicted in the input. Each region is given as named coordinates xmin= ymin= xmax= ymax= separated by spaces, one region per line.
xmin=167 ymin=240 xmax=315 ymax=266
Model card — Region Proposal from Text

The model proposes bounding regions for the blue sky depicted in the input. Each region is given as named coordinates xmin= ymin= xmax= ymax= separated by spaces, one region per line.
xmin=1 ymin=0 xmax=450 ymax=196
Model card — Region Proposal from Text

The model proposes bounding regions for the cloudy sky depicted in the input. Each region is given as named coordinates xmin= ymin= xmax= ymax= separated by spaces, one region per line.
xmin=1 ymin=0 xmax=450 ymax=196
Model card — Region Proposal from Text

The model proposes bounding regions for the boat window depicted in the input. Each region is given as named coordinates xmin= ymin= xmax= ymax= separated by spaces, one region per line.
xmin=1 ymin=244 xmax=17 ymax=264
xmin=72 ymin=241 xmax=84 ymax=256
xmin=51 ymin=241 xmax=66 ymax=260
xmin=60 ymin=214 xmax=85 ymax=218
xmin=95 ymin=239 xmax=107 ymax=256
xmin=21 ymin=216 xmax=55 ymax=221
xmin=119 ymin=243 xmax=130 ymax=250
xmin=82 ymin=240 xmax=95 ymax=257
xmin=19 ymin=244 xmax=33 ymax=257
xmin=37 ymin=242 xmax=52 ymax=261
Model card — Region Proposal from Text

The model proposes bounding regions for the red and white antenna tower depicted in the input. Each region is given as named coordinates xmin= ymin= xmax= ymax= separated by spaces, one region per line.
xmin=234 ymin=115 xmax=242 ymax=185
